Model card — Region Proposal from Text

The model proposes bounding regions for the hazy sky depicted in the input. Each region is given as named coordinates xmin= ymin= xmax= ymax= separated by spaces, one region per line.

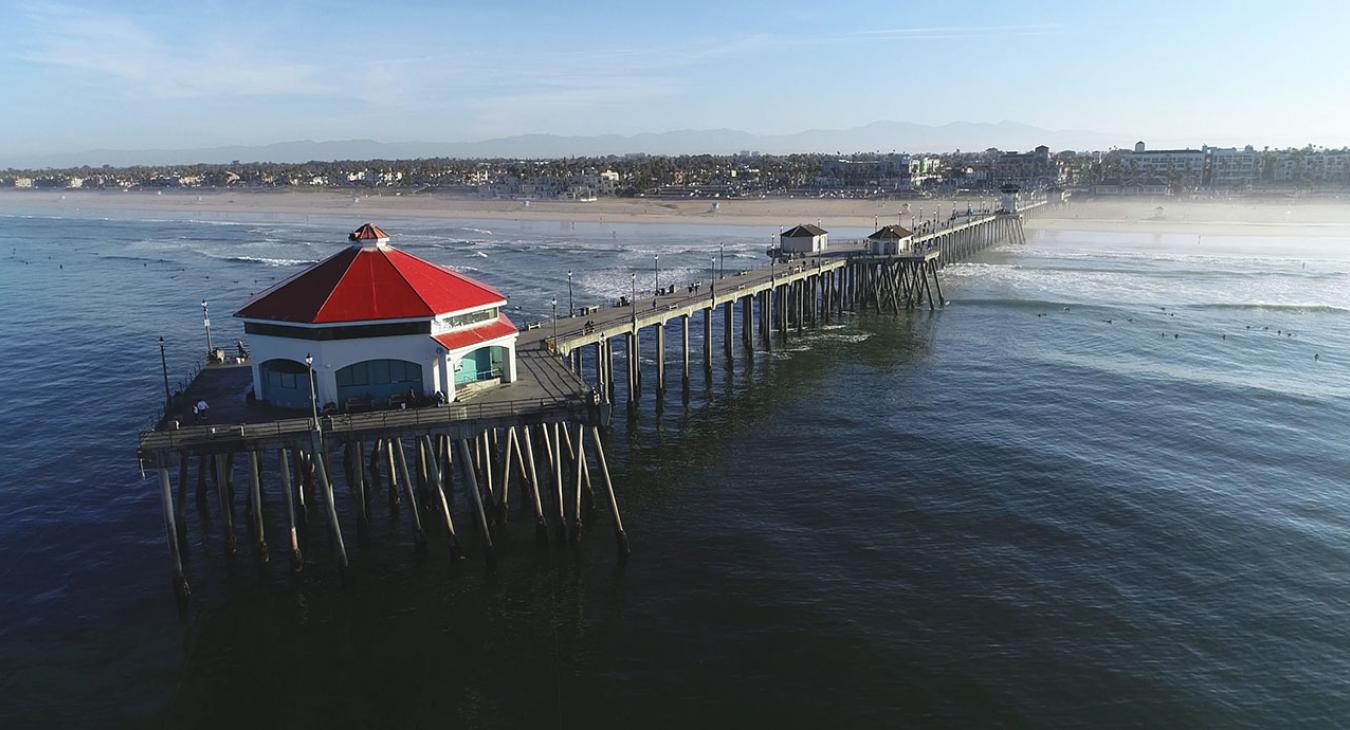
xmin=3 ymin=0 xmax=1347 ymax=156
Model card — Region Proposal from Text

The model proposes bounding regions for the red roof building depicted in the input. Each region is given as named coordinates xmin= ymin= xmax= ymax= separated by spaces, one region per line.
xmin=236 ymin=224 xmax=519 ymax=409
xmin=237 ymin=234 xmax=506 ymax=324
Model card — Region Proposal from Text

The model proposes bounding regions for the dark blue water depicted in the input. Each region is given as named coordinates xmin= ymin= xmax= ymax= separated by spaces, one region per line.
xmin=2 ymin=201 xmax=1349 ymax=728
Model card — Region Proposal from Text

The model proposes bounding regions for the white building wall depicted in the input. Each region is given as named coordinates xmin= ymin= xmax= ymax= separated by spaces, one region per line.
xmin=247 ymin=327 xmax=517 ymax=407
xmin=780 ymin=233 xmax=827 ymax=254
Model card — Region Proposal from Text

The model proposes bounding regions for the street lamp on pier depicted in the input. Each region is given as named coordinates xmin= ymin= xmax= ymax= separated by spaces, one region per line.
xmin=201 ymin=299 xmax=213 ymax=361
xmin=566 ymin=270 xmax=573 ymax=318
xmin=719 ymin=243 xmax=725 ymax=279
xmin=654 ymin=255 xmax=660 ymax=298
xmin=305 ymin=353 xmax=318 ymax=428
xmin=630 ymin=273 xmax=637 ymax=326
xmin=550 ymin=297 xmax=558 ymax=353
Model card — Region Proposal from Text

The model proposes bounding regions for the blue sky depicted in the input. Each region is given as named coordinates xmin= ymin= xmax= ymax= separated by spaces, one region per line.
xmin=2 ymin=0 xmax=1347 ymax=156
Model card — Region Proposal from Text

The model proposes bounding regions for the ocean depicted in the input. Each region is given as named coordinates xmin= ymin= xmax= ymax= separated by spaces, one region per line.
xmin=1 ymin=201 xmax=1348 ymax=728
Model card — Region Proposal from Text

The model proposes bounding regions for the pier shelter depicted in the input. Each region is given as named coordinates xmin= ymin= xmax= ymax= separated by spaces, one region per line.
xmin=867 ymin=224 xmax=914 ymax=255
xmin=236 ymin=224 xmax=517 ymax=411
xmin=779 ymin=223 xmax=829 ymax=254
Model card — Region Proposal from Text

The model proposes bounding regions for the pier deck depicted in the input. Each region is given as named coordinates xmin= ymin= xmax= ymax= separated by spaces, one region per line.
xmin=138 ymin=348 xmax=597 ymax=458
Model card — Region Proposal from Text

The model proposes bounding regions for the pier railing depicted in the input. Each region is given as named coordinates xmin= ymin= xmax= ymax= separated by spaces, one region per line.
xmin=139 ymin=393 xmax=595 ymax=453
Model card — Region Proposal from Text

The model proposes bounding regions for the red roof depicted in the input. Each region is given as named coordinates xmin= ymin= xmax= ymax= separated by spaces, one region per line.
xmin=236 ymin=236 xmax=507 ymax=324
xmin=431 ymin=315 xmax=518 ymax=351
xmin=349 ymin=223 xmax=389 ymax=241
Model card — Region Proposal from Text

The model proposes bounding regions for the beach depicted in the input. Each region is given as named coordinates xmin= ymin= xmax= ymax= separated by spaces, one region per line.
xmin=5 ymin=189 xmax=1350 ymax=238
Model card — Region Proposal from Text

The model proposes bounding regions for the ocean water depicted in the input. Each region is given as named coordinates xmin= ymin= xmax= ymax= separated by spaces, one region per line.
xmin=1 ymin=202 xmax=1348 ymax=728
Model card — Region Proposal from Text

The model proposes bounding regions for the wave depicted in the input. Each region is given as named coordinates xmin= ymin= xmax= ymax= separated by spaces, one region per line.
xmin=198 ymin=251 xmax=316 ymax=267
xmin=955 ymin=297 xmax=1097 ymax=311
xmin=1186 ymin=303 xmax=1349 ymax=315
xmin=1017 ymin=246 xmax=1349 ymax=268
xmin=98 ymin=254 xmax=165 ymax=264
xmin=1010 ymin=263 xmax=1348 ymax=280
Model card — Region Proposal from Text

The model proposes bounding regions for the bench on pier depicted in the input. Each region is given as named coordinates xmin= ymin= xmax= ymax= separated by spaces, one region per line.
xmin=344 ymin=394 xmax=374 ymax=412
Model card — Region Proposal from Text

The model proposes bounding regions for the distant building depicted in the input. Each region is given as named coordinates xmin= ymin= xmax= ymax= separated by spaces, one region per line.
xmin=779 ymin=224 xmax=828 ymax=254
xmin=1272 ymin=149 xmax=1350 ymax=186
xmin=991 ymin=145 xmax=1065 ymax=187
xmin=1118 ymin=141 xmax=1206 ymax=190
xmin=1204 ymin=145 xmax=1259 ymax=188
xmin=235 ymin=224 xmax=518 ymax=409
xmin=866 ymin=225 xmax=913 ymax=255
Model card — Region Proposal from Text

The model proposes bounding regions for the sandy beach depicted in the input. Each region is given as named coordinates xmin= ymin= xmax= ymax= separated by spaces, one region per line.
xmin=3 ymin=189 xmax=1350 ymax=237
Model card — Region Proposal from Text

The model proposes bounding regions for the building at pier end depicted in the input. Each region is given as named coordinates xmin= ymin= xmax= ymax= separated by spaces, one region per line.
xmin=235 ymin=223 xmax=517 ymax=411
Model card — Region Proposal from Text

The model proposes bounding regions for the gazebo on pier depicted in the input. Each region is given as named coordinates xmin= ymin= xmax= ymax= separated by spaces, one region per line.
xmin=235 ymin=224 xmax=518 ymax=411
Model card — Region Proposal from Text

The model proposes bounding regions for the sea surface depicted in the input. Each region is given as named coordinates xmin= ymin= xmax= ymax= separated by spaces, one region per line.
xmin=1 ymin=200 xmax=1348 ymax=728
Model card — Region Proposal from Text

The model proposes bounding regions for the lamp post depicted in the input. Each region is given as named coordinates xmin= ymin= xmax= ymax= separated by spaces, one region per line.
xmin=550 ymin=297 xmax=558 ymax=352
xmin=630 ymin=273 xmax=637 ymax=325
xmin=201 ymin=299 xmax=213 ymax=361
xmin=653 ymin=255 xmax=660 ymax=298
xmin=710 ymin=257 xmax=716 ymax=296
xmin=305 ymin=353 xmax=318 ymax=427
xmin=719 ymin=243 xmax=725 ymax=279
xmin=159 ymin=336 xmax=171 ymax=407
xmin=566 ymin=270 xmax=573 ymax=318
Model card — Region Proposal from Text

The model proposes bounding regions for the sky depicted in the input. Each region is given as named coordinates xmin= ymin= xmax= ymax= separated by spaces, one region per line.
xmin=2 ymin=0 xmax=1348 ymax=158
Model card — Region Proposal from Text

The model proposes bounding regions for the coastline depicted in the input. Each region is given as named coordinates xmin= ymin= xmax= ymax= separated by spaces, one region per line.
xmin=2 ymin=189 xmax=1350 ymax=237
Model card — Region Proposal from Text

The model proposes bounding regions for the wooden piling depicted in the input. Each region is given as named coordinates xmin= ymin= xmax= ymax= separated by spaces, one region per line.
xmin=571 ymin=422 xmax=585 ymax=542
xmin=247 ymin=450 xmax=268 ymax=562
xmin=681 ymin=314 xmax=691 ymax=385
xmin=383 ymin=440 xmax=400 ymax=505
xmin=702 ymin=307 xmax=713 ymax=371
xmin=277 ymin=448 xmax=303 ymax=570
xmin=497 ymin=426 xmax=515 ymax=523
xmin=351 ymin=439 xmax=369 ymax=540
xmin=589 ymin=426 xmax=629 ymax=559
xmin=552 ymin=422 xmax=566 ymax=542
xmin=214 ymin=453 xmax=236 ymax=556
xmin=421 ymin=434 xmax=461 ymax=560
xmin=393 ymin=438 xmax=427 ymax=553
xmin=309 ymin=432 xmax=350 ymax=575
xmin=723 ymin=300 xmax=733 ymax=358
xmin=175 ymin=452 xmax=189 ymax=547
xmin=655 ymin=320 xmax=666 ymax=397
xmin=158 ymin=464 xmax=190 ymax=603
xmin=520 ymin=425 xmax=548 ymax=541
xmin=457 ymin=438 xmax=496 ymax=568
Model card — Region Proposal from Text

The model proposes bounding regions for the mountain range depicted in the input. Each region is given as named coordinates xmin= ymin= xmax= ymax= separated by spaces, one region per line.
xmin=5 ymin=120 xmax=1129 ymax=169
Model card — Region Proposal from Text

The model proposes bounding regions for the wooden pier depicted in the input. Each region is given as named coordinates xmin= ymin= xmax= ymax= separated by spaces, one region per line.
xmin=138 ymin=203 xmax=1039 ymax=603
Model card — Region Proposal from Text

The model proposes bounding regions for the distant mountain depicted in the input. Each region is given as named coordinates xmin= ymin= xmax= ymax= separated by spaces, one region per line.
xmin=3 ymin=120 xmax=1123 ymax=169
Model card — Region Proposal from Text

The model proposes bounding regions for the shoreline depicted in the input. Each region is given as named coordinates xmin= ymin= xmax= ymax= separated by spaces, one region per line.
xmin=2 ymin=189 xmax=1350 ymax=238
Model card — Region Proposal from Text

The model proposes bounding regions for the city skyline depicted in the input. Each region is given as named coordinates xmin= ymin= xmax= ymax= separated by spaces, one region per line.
xmin=3 ymin=0 xmax=1347 ymax=160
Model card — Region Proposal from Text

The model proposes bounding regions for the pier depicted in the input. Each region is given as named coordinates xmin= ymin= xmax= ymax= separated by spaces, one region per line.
xmin=138 ymin=202 xmax=1040 ymax=603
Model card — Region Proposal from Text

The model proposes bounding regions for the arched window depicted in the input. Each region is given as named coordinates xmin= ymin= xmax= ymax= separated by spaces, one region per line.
xmin=335 ymin=359 xmax=423 ymax=408
xmin=260 ymin=359 xmax=312 ymax=410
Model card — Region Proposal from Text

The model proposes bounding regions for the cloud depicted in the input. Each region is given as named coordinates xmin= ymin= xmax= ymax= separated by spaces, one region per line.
xmin=849 ymin=23 xmax=1060 ymax=39
xmin=14 ymin=2 xmax=333 ymax=99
